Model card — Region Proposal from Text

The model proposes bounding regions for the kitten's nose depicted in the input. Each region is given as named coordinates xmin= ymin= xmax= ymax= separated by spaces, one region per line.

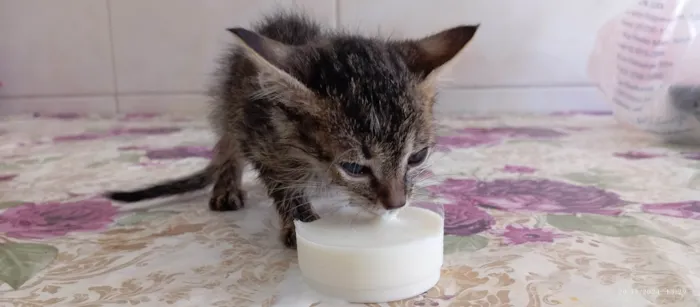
xmin=383 ymin=194 xmax=406 ymax=210
xmin=379 ymin=179 xmax=407 ymax=210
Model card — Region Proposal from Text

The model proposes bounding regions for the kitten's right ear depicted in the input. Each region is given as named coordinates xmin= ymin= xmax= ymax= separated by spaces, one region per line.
xmin=227 ymin=28 xmax=315 ymax=103
xmin=394 ymin=25 xmax=479 ymax=80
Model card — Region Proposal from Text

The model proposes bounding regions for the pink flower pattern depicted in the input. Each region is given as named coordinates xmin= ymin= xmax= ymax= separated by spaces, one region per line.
xmin=146 ymin=146 xmax=213 ymax=160
xmin=437 ymin=126 xmax=567 ymax=151
xmin=428 ymin=178 xmax=626 ymax=215
xmin=53 ymin=133 xmax=105 ymax=142
xmin=501 ymin=165 xmax=537 ymax=174
xmin=443 ymin=203 xmax=495 ymax=236
xmin=458 ymin=127 xmax=567 ymax=138
xmin=436 ymin=134 xmax=500 ymax=150
xmin=119 ymin=113 xmax=160 ymax=121
xmin=682 ymin=152 xmax=700 ymax=161
xmin=118 ymin=145 xmax=149 ymax=151
xmin=641 ymin=201 xmax=700 ymax=220
xmin=614 ymin=151 xmax=664 ymax=160
xmin=0 ymin=174 xmax=17 ymax=182
xmin=53 ymin=127 xmax=181 ymax=143
xmin=0 ymin=198 xmax=118 ymax=239
xmin=550 ymin=110 xmax=613 ymax=116
xmin=499 ymin=225 xmax=565 ymax=245
xmin=33 ymin=112 xmax=84 ymax=120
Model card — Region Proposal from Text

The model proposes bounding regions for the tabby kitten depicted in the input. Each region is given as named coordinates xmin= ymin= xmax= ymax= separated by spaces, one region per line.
xmin=106 ymin=12 xmax=479 ymax=248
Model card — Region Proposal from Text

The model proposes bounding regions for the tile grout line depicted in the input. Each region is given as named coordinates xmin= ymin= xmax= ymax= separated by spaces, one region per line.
xmin=334 ymin=0 xmax=340 ymax=28
xmin=106 ymin=0 xmax=120 ymax=113
xmin=0 ymin=84 xmax=602 ymax=100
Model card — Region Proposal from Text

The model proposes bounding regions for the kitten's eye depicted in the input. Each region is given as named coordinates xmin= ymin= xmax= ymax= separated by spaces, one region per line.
xmin=408 ymin=147 xmax=429 ymax=167
xmin=339 ymin=162 xmax=371 ymax=177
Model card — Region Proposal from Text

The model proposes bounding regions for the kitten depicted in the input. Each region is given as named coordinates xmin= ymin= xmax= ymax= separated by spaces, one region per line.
xmin=106 ymin=11 xmax=479 ymax=248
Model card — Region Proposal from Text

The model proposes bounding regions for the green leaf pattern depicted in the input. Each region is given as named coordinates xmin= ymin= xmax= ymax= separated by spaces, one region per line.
xmin=546 ymin=214 xmax=688 ymax=245
xmin=0 ymin=243 xmax=58 ymax=290
xmin=444 ymin=235 xmax=489 ymax=254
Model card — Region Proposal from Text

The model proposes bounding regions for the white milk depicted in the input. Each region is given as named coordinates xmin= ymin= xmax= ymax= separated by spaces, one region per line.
xmin=295 ymin=206 xmax=444 ymax=303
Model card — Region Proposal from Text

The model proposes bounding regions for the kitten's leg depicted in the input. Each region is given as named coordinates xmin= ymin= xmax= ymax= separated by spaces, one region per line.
xmin=260 ymin=173 xmax=319 ymax=248
xmin=209 ymin=137 xmax=245 ymax=211
xmin=274 ymin=190 xmax=318 ymax=249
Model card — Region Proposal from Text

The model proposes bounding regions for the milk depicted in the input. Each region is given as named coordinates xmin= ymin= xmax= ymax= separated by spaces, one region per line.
xmin=295 ymin=206 xmax=444 ymax=303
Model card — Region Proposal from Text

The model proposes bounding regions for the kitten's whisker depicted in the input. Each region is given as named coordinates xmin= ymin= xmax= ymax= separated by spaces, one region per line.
xmin=348 ymin=208 xmax=364 ymax=231
xmin=264 ymin=184 xmax=318 ymax=193
xmin=266 ymin=183 xmax=321 ymax=191
xmin=281 ymin=202 xmax=313 ymax=219
xmin=410 ymin=192 xmax=434 ymax=198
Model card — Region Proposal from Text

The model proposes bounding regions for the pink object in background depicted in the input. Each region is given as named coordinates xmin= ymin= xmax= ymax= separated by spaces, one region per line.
xmin=588 ymin=0 xmax=700 ymax=143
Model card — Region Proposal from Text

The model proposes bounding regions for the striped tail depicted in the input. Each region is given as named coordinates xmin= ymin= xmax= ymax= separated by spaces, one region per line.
xmin=105 ymin=166 xmax=214 ymax=203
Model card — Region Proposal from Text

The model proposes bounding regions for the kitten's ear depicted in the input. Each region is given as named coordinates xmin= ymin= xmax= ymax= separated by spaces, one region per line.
xmin=395 ymin=25 xmax=479 ymax=79
xmin=227 ymin=28 xmax=315 ymax=103
xmin=228 ymin=28 xmax=291 ymax=70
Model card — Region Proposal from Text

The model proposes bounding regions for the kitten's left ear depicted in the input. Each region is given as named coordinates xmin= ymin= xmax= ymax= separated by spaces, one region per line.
xmin=227 ymin=27 xmax=317 ymax=108
xmin=394 ymin=25 xmax=479 ymax=80
xmin=227 ymin=27 xmax=291 ymax=71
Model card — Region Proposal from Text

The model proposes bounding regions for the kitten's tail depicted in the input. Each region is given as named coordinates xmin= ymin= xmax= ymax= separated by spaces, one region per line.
xmin=105 ymin=165 xmax=215 ymax=203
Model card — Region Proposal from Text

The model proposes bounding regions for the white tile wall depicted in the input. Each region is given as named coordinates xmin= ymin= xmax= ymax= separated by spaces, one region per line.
xmin=110 ymin=0 xmax=335 ymax=94
xmin=0 ymin=0 xmax=115 ymax=97
xmin=339 ymin=0 xmax=633 ymax=86
xmin=0 ymin=0 xmax=624 ymax=115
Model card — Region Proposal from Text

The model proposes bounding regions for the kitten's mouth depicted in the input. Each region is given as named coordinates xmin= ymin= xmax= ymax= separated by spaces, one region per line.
xmin=361 ymin=205 xmax=384 ymax=217
xmin=382 ymin=209 xmax=401 ymax=220
xmin=374 ymin=202 xmax=410 ymax=216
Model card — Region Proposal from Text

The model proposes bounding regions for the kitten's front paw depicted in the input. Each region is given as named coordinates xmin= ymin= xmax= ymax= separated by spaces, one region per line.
xmin=298 ymin=211 xmax=320 ymax=223
xmin=280 ymin=215 xmax=320 ymax=249
xmin=281 ymin=226 xmax=297 ymax=249
xmin=209 ymin=189 xmax=245 ymax=211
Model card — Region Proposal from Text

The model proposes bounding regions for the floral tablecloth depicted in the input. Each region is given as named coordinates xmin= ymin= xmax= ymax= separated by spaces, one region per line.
xmin=0 ymin=112 xmax=699 ymax=307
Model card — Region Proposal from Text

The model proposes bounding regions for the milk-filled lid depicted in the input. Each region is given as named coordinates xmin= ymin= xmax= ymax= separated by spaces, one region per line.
xmin=295 ymin=206 xmax=443 ymax=248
